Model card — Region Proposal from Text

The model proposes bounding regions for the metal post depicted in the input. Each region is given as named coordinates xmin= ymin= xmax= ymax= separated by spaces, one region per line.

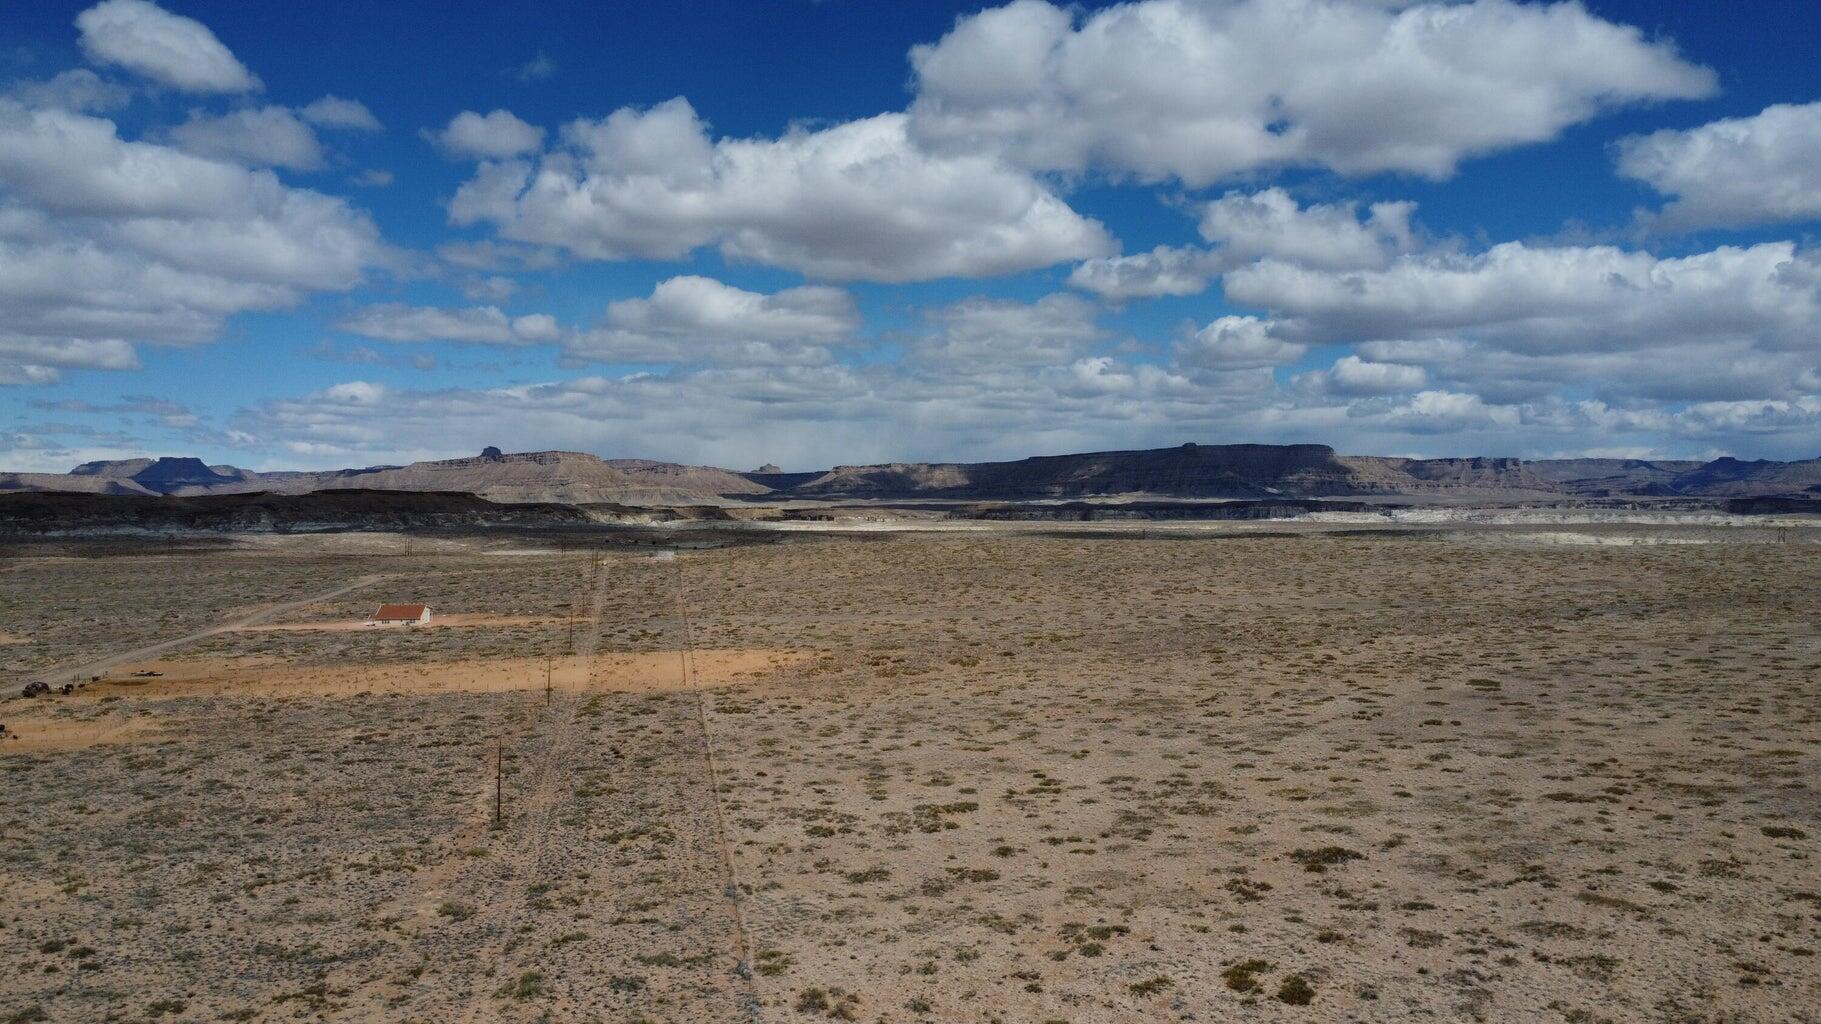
xmin=494 ymin=740 xmax=503 ymax=826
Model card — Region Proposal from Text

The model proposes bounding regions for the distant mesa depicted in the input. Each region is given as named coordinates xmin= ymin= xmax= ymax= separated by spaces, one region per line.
xmin=61 ymin=456 xmax=246 ymax=495
xmin=69 ymin=457 xmax=154 ymax=478
xmin=3 ymin=443 xmax=1820 ymax=506
xmin=130 ymin=457 xmax=242 ymax=494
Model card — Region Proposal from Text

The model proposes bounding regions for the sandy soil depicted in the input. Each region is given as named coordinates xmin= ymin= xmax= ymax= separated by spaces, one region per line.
xmin=70 ymin=647 xmax=817 ymax=699
xmin=0 ymin=713 xmax=164 ymax=753
xmin=0 ymin=525 xmax=1816 ymax=1023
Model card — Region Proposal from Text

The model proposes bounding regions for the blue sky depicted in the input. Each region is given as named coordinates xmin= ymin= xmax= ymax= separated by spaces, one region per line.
xmin=2 ymin=0 xmax=1819 ymax=472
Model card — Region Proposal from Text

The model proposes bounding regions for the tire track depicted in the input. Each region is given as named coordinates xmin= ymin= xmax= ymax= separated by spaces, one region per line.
xmin=447 ymin=553 xmax=604 ymax=1024
xmin=673 ymin=554 xmax=763 ymax=1021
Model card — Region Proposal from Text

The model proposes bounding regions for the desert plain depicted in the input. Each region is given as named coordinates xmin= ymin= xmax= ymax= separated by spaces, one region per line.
xmin=1 ymin=521 xmax=1818 ymax=1023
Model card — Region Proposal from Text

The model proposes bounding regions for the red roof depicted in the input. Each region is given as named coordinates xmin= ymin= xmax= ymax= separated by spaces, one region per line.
xmin=373 ymin=603 xmax=428 ymax=620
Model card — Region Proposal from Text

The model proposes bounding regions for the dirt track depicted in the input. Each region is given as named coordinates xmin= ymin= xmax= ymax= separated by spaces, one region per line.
xmin=27 ymin=573 xmax=386 ymax=684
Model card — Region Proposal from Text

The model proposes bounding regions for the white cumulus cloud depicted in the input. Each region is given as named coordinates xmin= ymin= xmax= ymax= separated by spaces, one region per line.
xmin=6 ymin=69 xmax=131 ymax=113
xmin=447 ymin=96 xmax=1112 ymax=282
xmin=302 ymin=96 xmax=382 ymax=132
xmin=912 ymin=293 xmax=1102 ymax=367
xmin=570 ymin=276 xmax=858 ymax=366
xmin=1067 ymin=245 xmax=1225 ymax=301
xmin=1071 ymin=189 xmax=1420 ymax=302
xmin=1618 ymin=101 xmax=1821 ymax=231
xmin=908 ymin=0 xmax=1714 ymax=184
xmin=0 ymin=98 xmax=385 ymax=384
xmin=168 ymin=106 xmax=324 ymax=170
xmin=337 ymin=304 xmax=560 ymax=346
xmin=1297 ymin=355 xmax=1428 ymax=396
xmin=1177 ymin=315 xmax=1307 ymax=370
xmin=1212 ymin=238 xmax=1821 ymax=409
xmin=431 ymin=109 xmax=545 ymax=159
xmin=1225 ymin=241 xmax=1821 ymax=355
xmin=1199 ymin=188 xmax=1418 ymax=271
xmin=76 ymin=0 xmax=260 ymax=94
xmin=1350 ymin=389 xmax=1521 ymax=433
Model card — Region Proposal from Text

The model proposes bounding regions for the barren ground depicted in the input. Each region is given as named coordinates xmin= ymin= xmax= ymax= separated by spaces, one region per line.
xmin=2 ymin=524 xmax=1818 ymax=1023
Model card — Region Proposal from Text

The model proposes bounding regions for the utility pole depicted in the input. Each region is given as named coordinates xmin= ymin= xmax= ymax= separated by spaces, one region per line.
xmin=494 ymin=740 xmax=503 ymax=827
xmin=545 ymin=655 xmax=553 ymax=706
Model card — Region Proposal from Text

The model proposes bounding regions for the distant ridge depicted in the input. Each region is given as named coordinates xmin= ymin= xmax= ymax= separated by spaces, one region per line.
xmin=795 ymin=443 xmax=1355 ymax=499
xmin=3 ymin=444 xmax=1819 ymax=505
xmin=0 ymin=488 xmax=592 ymax=533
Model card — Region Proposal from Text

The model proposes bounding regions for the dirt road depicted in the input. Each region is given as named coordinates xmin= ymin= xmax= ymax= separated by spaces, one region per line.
xmin=30 ymin=573 xmax=387 ymax=684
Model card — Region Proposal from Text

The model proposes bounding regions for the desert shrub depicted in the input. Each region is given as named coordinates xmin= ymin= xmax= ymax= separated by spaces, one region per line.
xmin=1222 ymin=959 xmax=1273 ymax=993
xmin=1128 ymin=976 xmax=1173 ymax=996
xmin=791 ymin=987 xmax=860 ymax=1019
xmin=755 ymin=948 xmax=794 ymax=976
xmin=496 ymin=972 xmax=545 ymax=1000
xmin=1277 ymin=974 xmax=1315 ymax=1005
xmin=436 ymin=901 xmax=475 ymax=921
xmin=1290 ymin=846 xmax=1363 ymax=873
xmin=1223 ymin=878 xmax=1272 ymax=901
